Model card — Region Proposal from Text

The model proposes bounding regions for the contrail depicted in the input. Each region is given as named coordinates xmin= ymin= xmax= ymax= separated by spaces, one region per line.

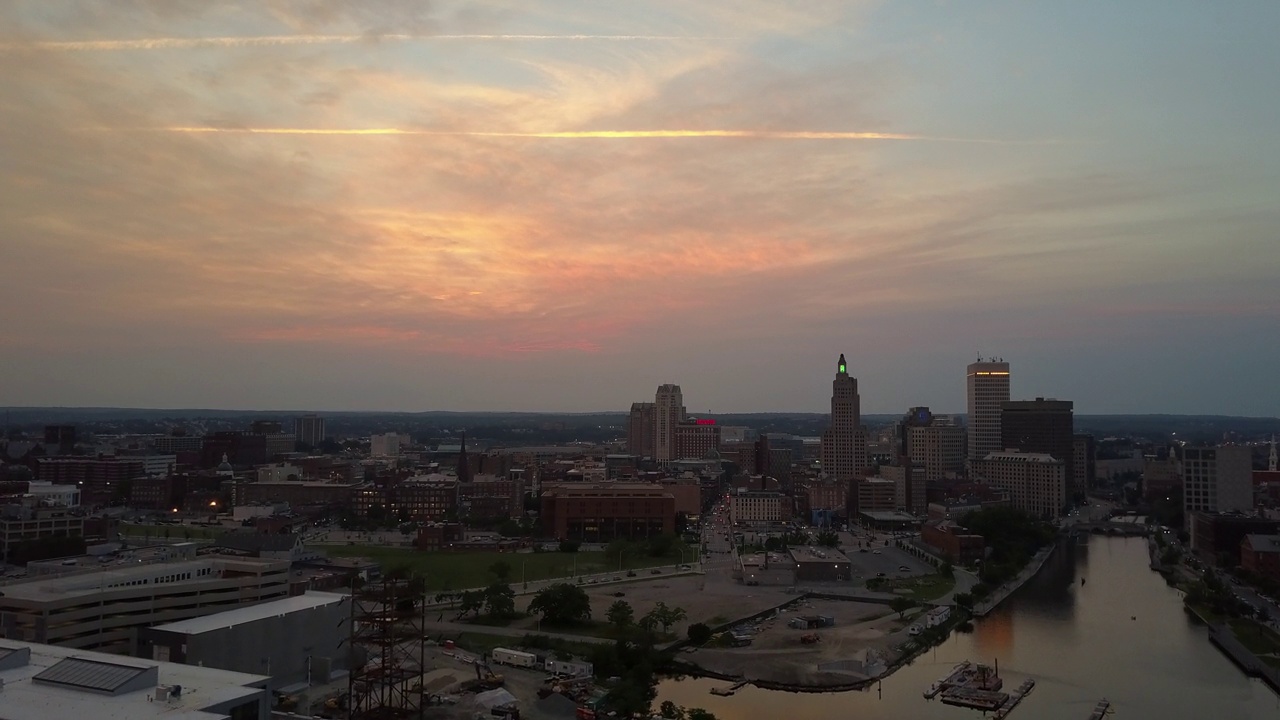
xmin=1 ymin=34 xmax=729 ymax=52
xmin=148 ymin=127 xmax=1018 ymax=144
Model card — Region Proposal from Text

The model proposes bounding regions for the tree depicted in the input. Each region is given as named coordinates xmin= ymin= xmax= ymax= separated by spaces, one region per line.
xmin=528 ymin=583 xmax=593 ymax=625
xmin=816 ymin=530 xmax=840 ymax=548
xmin=457 ymin=589 xmax=484 ymax=619
xmin=687 ymin=710 xmax=718 ymax=720
xmin=764 ymin=536 xmax=784 ymax=552
xmin=483 ymin=582 xmax=516 ymax=619
xmin=891 ymin=596 xmax=915 ymax=619
xmin=646 ymin=602 xmax=686 ymax=633
xmin=607 ymin=600 xmax=635 ymax=630
xmin=647 ymin=532 xmax=677 ymax=557
xmin=559 ymin=539 xmax=581 ymax=553
xmin=687 ymin=622 xmax=712 ymax=645
xmin=489 ymin=560 xmax=513 ymax=582
xmin=953 ymin=592 xmax=974 ymax=611
xmin=939 ymin=561 xmax=954 ymax=579
xmin=659 ymin=700 xmax=686 ymax=720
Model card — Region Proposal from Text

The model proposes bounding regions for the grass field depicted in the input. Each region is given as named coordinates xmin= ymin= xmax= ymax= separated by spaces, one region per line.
xmin=316 ymin=545 xmax=686 ymax=590
xmin=868 ymin=573 xmax=956 ymax=601
xmin=1229 ymin=618 xmax=1280 ymax=657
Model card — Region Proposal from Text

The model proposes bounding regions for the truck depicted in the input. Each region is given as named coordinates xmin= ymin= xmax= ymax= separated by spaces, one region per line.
xmin=491 ymin=648 xmax=538 ymax=669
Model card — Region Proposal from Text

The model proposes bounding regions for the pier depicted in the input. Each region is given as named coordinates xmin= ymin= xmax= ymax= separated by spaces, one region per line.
xmin=1087 ymin=698 xmax=1112 ymax=719
xmin=709 ymin=679 xmax=750 ymax=696
xmin=923 ymin=661 xmax=972 ymax=699
xmin=992 ymin=678 xmax=1035 ymax=719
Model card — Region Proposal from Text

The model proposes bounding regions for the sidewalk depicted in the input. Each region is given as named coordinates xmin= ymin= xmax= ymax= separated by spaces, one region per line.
xmin=973 ymin=544 xmax=1056 ymax=617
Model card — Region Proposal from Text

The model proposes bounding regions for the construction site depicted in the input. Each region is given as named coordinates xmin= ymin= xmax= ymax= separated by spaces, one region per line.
xmin=284 ymin=577 xmax=602 ymax=720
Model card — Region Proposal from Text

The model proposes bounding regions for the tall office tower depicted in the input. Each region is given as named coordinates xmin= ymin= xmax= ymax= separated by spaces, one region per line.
xmin=966 ymin=359 xmax=1010 ymax=464
xmin=1001 ymin=398 xmax=1074 ymax=508
xmin=294 ymin=414 xmax=326 ymax=446
xmin=654 ymin=384 xmax=685 ymax=463
xmin=821 ymin=354 xmax=867 ymax=480
xmin=1072 ymin=434 xmax=1097 ymax=497
xmin=627 ymin=402 xmax=656 ymax=457
xmin=1182 ymin=445 xmax=1253 ymax=517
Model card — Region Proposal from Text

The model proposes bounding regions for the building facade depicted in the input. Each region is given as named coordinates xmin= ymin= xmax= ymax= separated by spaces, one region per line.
xmin=654 ymin=384 xmax=686 ymax=464
xmin=294 ymin=414 xmax=326 ymax=446
xmin=1182 ymin=446 xmax=1253 ymax=518
xmin=627 ymin=402 xmax=656 ymax=458
xmin=35 ymin=456 xmax=144 ymax=506
xmin=729 ymin=490 xmax=790 ymax=525
xmin=1000 ymin=398 xmax=1074 ymax=507
xmin=972 ymin=450 xmax=1066 ymax=518
xmin=966 ymin=359 xmax=1010 ymax=465
xmin=674 ymin=421 xmax=721 ymax=461
xmin=820 ymin=354 xmax=866 ymax=480
xmin=541 ymin=484 xmax=676 ymax=541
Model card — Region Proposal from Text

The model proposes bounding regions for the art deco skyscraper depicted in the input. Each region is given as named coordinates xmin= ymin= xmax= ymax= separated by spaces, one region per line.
xmin=821 ymin=354 xmax=866 ymax=479
xmin=654 ymin=384 xmax=685 ymax=464
xmin=967 ymin=358 xmax=1010 ymax=463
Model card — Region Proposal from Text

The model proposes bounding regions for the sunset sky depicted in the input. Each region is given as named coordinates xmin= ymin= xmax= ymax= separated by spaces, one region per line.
xmin=2 ymin=1 xmax=1277 ymax=415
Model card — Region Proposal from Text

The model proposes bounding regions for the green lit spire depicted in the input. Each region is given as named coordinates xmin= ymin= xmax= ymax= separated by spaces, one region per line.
xmin=837 ymin=353 xmax=847 ymax=375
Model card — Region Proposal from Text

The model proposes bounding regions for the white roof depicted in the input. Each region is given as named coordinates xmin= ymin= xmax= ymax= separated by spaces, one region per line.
xmin=149 ymin=591 xmax=347 ymax=635
xmin=0 ymin=640 xmax=267 ymax=720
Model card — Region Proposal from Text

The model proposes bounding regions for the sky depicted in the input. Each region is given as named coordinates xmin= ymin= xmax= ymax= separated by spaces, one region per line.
xmin=1 ymin=1 xmax=1277 ymax=416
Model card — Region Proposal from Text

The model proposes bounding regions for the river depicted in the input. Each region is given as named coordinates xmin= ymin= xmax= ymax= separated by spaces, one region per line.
xmin=656 ymin=536 xmax=1280 ymax=719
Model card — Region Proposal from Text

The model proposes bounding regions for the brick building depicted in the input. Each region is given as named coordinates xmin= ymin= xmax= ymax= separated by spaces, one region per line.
xmin=35 ymin=456 xmax=144 ymax=506
xmin=541 ymin=484 xmax=676 ymax=542
xmin=921 ymin=520 xmax=985 ymax=563
xmin=1241 ymin=534 xmax=1280 ymax=583
xmin=458 ymin=474 xmax=525 ymax=520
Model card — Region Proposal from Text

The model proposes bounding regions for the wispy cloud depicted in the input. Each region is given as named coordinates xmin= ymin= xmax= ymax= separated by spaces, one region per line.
xmin=118 ymin=126 xmax=1026 ymax=144
xmin=0 ymin=34 xmax=731 ymax=52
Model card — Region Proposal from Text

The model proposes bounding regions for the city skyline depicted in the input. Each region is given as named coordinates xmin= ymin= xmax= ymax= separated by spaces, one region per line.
xmin=2 ymin=2 xmax=1278 ymax=415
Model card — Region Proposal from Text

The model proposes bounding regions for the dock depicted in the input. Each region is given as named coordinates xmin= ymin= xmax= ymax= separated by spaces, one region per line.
xmin=923 ymin=661 xmax=972 ymax=699
xmin=1087 ymin=698 xmax=1112 ymax=719
xmin=710 ymin=679 xmax=750 ymax=696
xmin=940 ymin=686 xmax=1008 ymax=711
xmin=992 ymin=678 xmax=1035 ymax=719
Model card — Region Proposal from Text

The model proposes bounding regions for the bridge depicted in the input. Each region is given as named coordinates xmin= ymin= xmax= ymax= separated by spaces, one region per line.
xmin=1065 ymin=521 xmax=1150 ymax=537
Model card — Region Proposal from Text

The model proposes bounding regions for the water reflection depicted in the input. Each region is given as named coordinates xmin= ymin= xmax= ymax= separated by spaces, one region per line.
xmin=656 ymin=537 xmax=1280 ymax=720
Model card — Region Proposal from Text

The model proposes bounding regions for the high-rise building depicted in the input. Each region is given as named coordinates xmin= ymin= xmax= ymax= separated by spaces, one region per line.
xmin=294 ymin=414 xmax=326 ymax=446
xmin=972 ymin=450 xmax=1066 ymax=519
xmin=966 ymin=359 xmax=1010 ymax=465
xmin=1072 ymin=434 xmax=1097 ymax=497
xmin=821 ymin=354 xmax=866 ymax=480
xmin=1182 ymin=446 xmax=1253 ymax=518
xmin=1000 ymin=398 xmax=1074 ymax=507
xmin=895 ymin=407 xmax=965 ymax=483
xmin=674 ymin=420 xmax=720 ymax=461
xmin=42 ymin=425 xmax=76 ymax=455
xmin=654 ymin=384 xmax=686 ymax=464
xmin=627 ymin=402 xmax=656 ymax=457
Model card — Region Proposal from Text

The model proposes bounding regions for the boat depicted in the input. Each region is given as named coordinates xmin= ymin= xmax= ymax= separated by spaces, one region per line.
xmin=924 ymin=661 xmax=972 ymax=699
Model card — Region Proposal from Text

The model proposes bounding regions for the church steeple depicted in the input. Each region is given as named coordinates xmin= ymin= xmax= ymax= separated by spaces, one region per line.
xmin=837 ymin=354 xmax=847 ymax=376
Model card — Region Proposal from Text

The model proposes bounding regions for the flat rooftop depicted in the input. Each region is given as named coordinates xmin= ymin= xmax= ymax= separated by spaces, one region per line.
xmin=790 ymin=546 xmax=851 ymax=563
xmin=0 ymin=640 xmax=267 ymax=720
xmin=0 ymin=558 xmax=285 ymax=603
xmin=859 ymin=511 xmax=918 ymax=522
xmin=149 ymin=591 xmax=347 ymax=635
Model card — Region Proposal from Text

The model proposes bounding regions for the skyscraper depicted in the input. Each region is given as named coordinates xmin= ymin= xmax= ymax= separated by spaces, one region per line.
xmin=821 ymin=354 xmax=866 ymax=480
xmin=1001 ymin=398 xmax=1074 ymax=509
xmin=294 ymin=414 xmax=326 ymax=446
xmin=966 ymin=359 xmax=1010 ymax=464
xmin=627 ymin=402 xmax=656 ymax=457
xmin=654 ymin=384 xmax=685 ymax=464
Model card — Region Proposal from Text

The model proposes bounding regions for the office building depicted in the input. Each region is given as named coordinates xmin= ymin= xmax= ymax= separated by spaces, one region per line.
xmin=141 ymin=592 xmax=347 ymax=689
xmin=966 ymin=359 xmax=1010 ymax=464
xmin=1182 ymin=446 xmax=1253 ymax=517
xmin=674 ymin=420 xmax=721 ymax=461
xmin=1072 ymin=434 xmax=1097 ymax=496
xmin=855 ymin=477 xmax=897 ymax=513
xmin=369 ymin=433 xmax=405 ymax=457
xmin=729 ymin=489 xmax=790 ymax=525
xmin=1 ymin=506 xmax=84 ymax=564
xmin=0 ymin=640 xmax=271 ymax=720
xmin=654 ymin=384 xmax=686 ymax=463
xmin=0 ymin=557 xmax=290 ymax=654
xmin=152 ymin=434 xmax=204 ymax=454
xmin=820 ymin=354 xmax=867 ymax=480
xmin=972 ymin=450 xmax=1066 ymax=518
xmin=293 ymin=414 xmax=326 ymax=446
xmin=1189 ymin=513 xmax=1280 ymax=565
xmin=1001 ymin=398 xmax=1074 ymax=506
xmin=458 ymin=474 xmax=525 ymax=520
xmin=880 ymin=464 xmax=927 ymax=516
xmin=42 ymin=425 xmax=76 ymax=455
xmin=627 ymin=402 xmax=656 ymax=458
xmin=541 ymin=484 xmax=676 ymax=541
xmin=35 ymin=456 xmax=144 ymax=506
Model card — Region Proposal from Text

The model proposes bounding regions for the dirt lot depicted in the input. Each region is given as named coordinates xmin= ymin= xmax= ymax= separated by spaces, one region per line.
xmin=684 ymin=598 xmax=920 ymax=687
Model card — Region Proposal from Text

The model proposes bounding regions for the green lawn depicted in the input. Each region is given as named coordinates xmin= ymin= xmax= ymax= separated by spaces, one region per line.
xmin=316 ymin=545 xmax=686 ymax=591
xmin=1229 ymin=618 xmax=1280 ymax=656
xmin=867 ymin=573 xmax=956 ymax=601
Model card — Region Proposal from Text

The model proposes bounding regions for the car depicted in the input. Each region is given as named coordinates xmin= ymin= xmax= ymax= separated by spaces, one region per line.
xmin=877 ymin=572 xmax=886 ymax=577
xmin=613 ymin=591 xmax=626 ymax=597
xmin=872 ymin=550 xmax=881 ymax=555
xmin=612 ymin=576 xmax=622 ymax=581
xmin=899 ymin=565 xmax=911 ymax=572
xmin=650 ymin=569 xmax=662 ymax=575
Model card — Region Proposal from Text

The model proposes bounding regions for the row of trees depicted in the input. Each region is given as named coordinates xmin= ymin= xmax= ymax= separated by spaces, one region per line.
xmin=606 ymin=599 xmax=687 ymax=636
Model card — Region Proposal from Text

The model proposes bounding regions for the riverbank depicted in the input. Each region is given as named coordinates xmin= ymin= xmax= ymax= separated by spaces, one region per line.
xmin=973 ymin=543 xmax=1057 ymax=617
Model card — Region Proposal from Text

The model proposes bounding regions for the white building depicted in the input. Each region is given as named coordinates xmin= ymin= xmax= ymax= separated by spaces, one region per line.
xmin=730 ymin=489 xmax=788 ymax=525
xmin=0 ymin=639 xmax=270 ymax=720
xmin=966 ymin=359 xmax=1010 ymax=465
xmin=370 ymin=433 xmax=406 ymax=457
xmin=972 ymin=450 xmax=1065 ymax=519
xmin=256 ymin=463 xmax=302 ymax=483
xmin=1181 ymin=445 xmax=1253 ymax=516
xmin=22 ymin=481 xmax=80 ymax=508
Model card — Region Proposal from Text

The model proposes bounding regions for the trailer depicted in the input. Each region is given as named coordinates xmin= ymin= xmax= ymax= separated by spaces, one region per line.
xmin=545 ymin=658 xmax=593 ymax=678
xmin=492 ymin=648 xmax=538 ymax=669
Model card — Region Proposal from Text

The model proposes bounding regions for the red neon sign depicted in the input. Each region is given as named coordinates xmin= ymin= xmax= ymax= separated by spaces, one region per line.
xmin=695 ymin=419 xmax=716 ymax=426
